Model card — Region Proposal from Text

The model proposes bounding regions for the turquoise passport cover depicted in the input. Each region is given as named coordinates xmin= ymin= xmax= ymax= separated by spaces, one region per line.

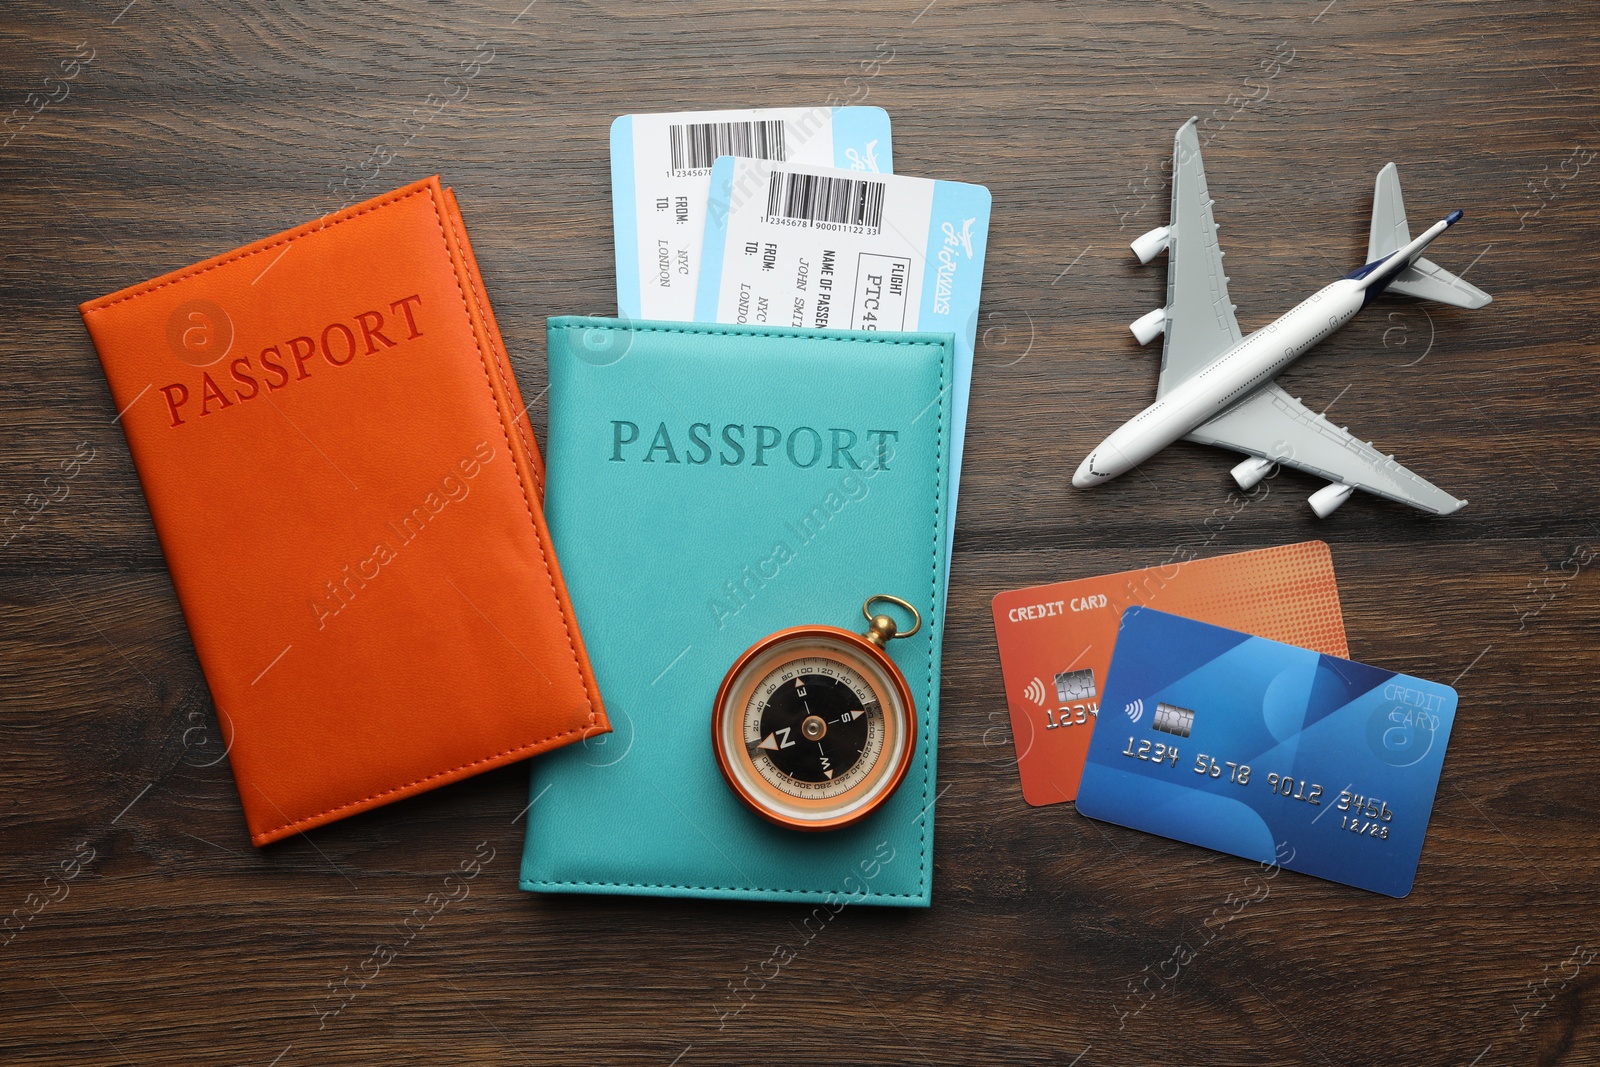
xmin=520 ymin=317 xmax=954 ymax=906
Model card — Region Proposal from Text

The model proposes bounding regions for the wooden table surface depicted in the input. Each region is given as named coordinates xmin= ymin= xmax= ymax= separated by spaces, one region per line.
xmin=4 ymin=1 xmax=1597 ymax=1064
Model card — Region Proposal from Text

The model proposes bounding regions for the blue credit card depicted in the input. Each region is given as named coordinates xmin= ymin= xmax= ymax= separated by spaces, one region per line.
xmin=1076 ymin=607 xmax=1457 ymax=897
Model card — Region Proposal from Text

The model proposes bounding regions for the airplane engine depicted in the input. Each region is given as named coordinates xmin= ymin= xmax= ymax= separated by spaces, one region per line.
xmin=1308 ymin=482 xmax=1355 ymax=518
xmin=1130 ymin=225 xmax=1171 ymax=264
xmin=1230 ymin=456 xmax=1276 ymax=490
xmin=1129 ymin=308 xmax=1166 ymax=345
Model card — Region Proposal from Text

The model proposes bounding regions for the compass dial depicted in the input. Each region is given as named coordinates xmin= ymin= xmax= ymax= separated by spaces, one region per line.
xmin=713 ymin=627 xmax=915 ymax=831
xmin=745 ymin=656 xmax=885 ymax=800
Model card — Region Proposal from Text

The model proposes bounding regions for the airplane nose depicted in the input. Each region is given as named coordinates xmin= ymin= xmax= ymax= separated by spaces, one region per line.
xmin=1072 ymin=453 xmax=1099 ymax=489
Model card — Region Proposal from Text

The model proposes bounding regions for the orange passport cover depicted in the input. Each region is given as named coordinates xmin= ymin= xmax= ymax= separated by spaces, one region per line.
xmin=80 ymin=177 xmax=606 ymax=845
xmin=991 ymin=541 xmax=1346 ymax=807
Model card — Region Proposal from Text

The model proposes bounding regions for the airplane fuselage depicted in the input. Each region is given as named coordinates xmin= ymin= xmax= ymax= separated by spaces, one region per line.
xmin=1073 ymin=278 xmax=1365 ymax=487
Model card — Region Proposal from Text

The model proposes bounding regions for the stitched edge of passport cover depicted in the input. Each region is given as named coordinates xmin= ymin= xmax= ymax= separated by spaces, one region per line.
xmin=441 ymin=187 xmax=546 ymax=501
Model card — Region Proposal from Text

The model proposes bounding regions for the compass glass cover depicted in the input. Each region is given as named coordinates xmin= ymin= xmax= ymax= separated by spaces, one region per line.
xmin=718 ymin=631 xmax=912 ymax=828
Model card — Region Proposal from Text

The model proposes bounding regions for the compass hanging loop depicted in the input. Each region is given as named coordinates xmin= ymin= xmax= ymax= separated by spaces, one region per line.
xmin=862 ymin=594 xmax=921 ymax=646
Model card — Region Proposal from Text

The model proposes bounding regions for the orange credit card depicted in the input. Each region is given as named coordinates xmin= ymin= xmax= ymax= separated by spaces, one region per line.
xmin=990 ymin=541 xmax=1348 ymax=806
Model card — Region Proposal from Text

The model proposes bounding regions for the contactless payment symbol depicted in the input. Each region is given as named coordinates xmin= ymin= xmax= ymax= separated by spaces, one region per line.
xmin=713 ymin=595 xmax=920 ymax=832
xmin=165 ymin=298 xmax=234 ymax=367
xmin=1123 ymin=698 xmax=1144 ymax=725
xmin=1022 ymin=677 xmax=1048 ymax=706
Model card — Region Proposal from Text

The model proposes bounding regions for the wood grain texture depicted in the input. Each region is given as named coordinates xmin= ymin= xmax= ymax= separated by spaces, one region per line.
xmin=3 ymin=0 xmax=1598 ymax=1063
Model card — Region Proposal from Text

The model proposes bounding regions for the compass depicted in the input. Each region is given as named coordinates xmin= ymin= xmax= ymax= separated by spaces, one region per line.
xmin=712 ymin=595 xmax=920 ymax=831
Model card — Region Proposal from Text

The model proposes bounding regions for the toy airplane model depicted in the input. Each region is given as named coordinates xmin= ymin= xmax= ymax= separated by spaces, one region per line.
xmin=1073 ymin=118 xmax=1491 ymax=517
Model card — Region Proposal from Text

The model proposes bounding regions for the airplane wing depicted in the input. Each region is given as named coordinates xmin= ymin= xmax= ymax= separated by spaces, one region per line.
xmin=1155 ymin=118 xmax=1243 ymax=397
xmin=1183 ymin=383 xmax=1468 ymax=514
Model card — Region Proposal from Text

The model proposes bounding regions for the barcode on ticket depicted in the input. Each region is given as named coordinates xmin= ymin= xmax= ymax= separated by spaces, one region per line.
xmin=764 ymin=171 xmax=886 ymax=229
xmin=668 ymin=119 xmax=787 ymax=172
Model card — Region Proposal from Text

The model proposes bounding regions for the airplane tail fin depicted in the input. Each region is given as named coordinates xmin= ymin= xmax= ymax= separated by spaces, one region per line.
xmin=1367 ymin=163 xmax=1492 ymax=309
